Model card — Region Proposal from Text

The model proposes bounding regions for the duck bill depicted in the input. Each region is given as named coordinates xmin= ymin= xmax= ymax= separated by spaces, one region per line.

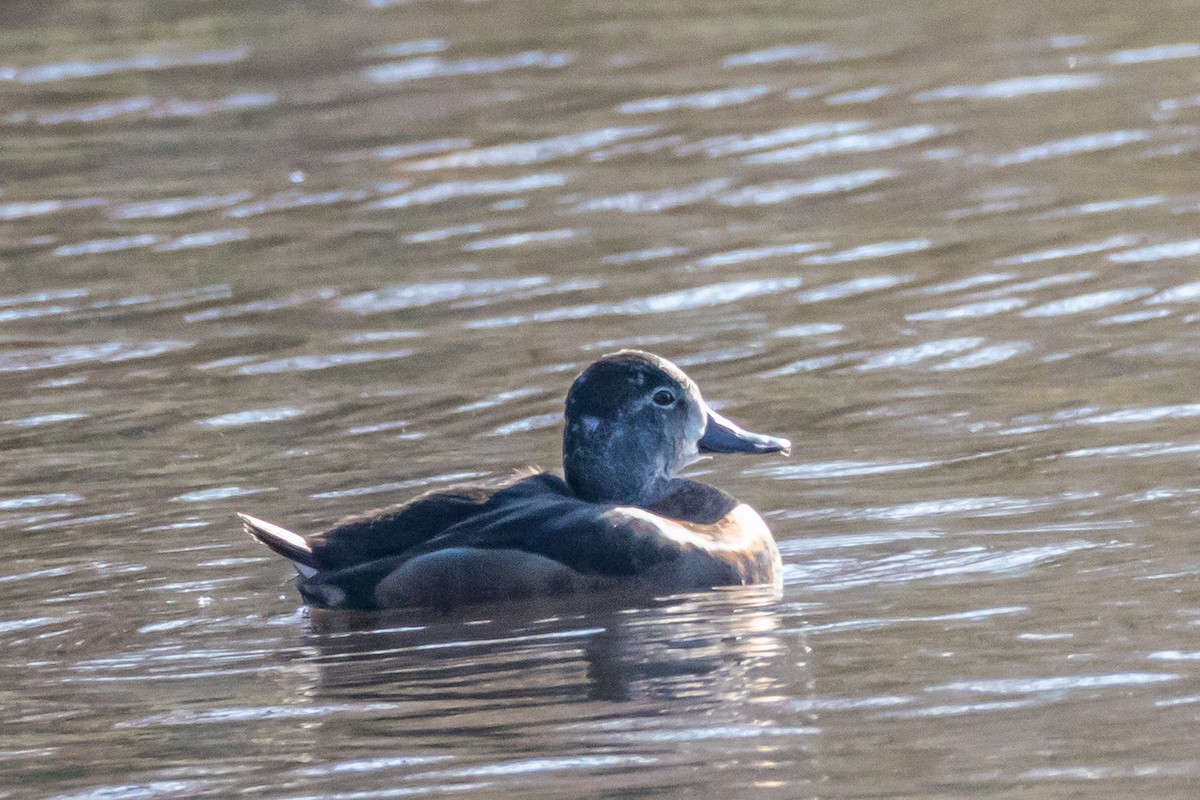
xmin=699 ymin=404 xmax=791 ymax=456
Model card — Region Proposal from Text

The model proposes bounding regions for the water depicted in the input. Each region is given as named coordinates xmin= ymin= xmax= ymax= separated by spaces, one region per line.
xmin=3 ymin=0 xmax=1200 ymax=797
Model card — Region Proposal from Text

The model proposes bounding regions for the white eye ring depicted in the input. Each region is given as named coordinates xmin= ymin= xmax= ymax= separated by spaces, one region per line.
xmin=651 ymin=389 xmax=676 ymax=407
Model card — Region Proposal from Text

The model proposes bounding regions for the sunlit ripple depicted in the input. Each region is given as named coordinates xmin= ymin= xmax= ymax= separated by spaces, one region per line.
xmin=1020 ymin=287 xmax=1155 ymax=317
xmin=991 ymin=130 xmax=1151 ymax=166
xmin=825 ymin=85 xmax=894 ymax=104
xmin=1157 ymin=94 xmax=1200 ymax=116
xmin=86 ymin=284 xmax=231 ymax=313
xmin=796 ymin=275 xmax=914 ymax=304
xmin=405 ymin=223 xmax=486 ymax=244
xmin=2 ymin=46 xmax=249 ymax=83
xmin=0 ymin=615 xmax=72 ymax=635
xmin=1146 ymin=280 xmax=1200 ymax=303
xmin=338 ymin=278 xmax=551 ymax=313
xmin=759 ymin=694 xmax=913 ymax=712
xmin=311 ymin=472 xmax=489 ymax=500
xmin=1105 ymin=42 xmax=1200 ymax=64
xmin=717 ymin=169 xmax=896 ymax=205
xmin=569 ymin=178 xmax=731 ymax=213
xmin=1021 ymin=762 xmax=1200 ymax=781
xmin=762 ymin=351 xmax=868 ymax=376
xmin=744 ymin=124 xmax=947 ymax=164
xmin=489 ymin=412 xmax=567 ymax=436
xmin=907 ymin=298 xmax=1027 ymax=321
xmin=299 ymin=755 xmax=456 ymax=778
xmin=171 ymin=486 xmax=274 ymax=503
xmin=0 ymin=340 xmax=191 ymax=371
xmin=345 ymin=419 xmax=411 ymax=435
xmin=588 ymin=133 xmax=686 ymax=161
xmin=787 ymin=541 xmax=1101 ymax=589
xmin=367 ymin=174 xmax=567 ymax=209
xmin=677 ymin=120 xmax=870 ymax=158
xmin=464 ymin=278 xmax=801 ymax=328
xmin=463 ymin=229 xmax=576 ymax=251
xmin=1038 ymin=194 xmax=1165 ymax=218
xmin=0 ymin=564 xmax=75 ymax=584
xmin=197 ymin=407 xmax=307 ymax=427
xmin=855 ymin=337 xmax=985 ymax=371
xmin=53 ymin=234 xmax=158 ymax=257
xmin=403 ymin=127 xmax=656 ymax=169
xmin=235 ymin=349 xmax=414 ymax=375
xmin=26 ymin=511 xmax=138 ymax=531
xmin=1076 ymin=404 xmax=1200 ymax=426
xmin=799 ymin=606 xmax=1027 ymax=634
xmin=0 ymin=197 xmax=104 ymax=220
xmin=801 ymin=239 xmax=931 ymax=265
xmin=1099 ymin=307 xmax=1172 ymax=325
xmin=363 ymin=50 xmax=573 ymax=83
xmin=3 ymin=411 xmax=88 ymax=427
xmin=1062 ymin=441 xmax=1200 ymax=459
xmin=933 ymin=341 xmax=1032 ymax=370
xmin=930 ymin=673 xmax=1180 ymax=694
xmin=724 ymin=43 xmax=848 ymax=67
xmin=994 ymin=234 xmax=1142 ymax=265
xmin=184 ymin=289 xmax=339 ymax=323
xmin=576 ymin=725 xmax=819 ymax=744
xmin=0 ymin=288 xmax=88 ymax=307
xmin=969 ymin=270 xmax=1095 ymax=299
xmin=0 ymin=304 xmax=77 ymax=323
xmin=15 ymin=92 xmax=131 ymax=123
xmin=11 ymin=92 xmax=276 ymax=125
xmin=780 ymin=493 xmax=1082 ymax=522
xmin=112 ymin=192 xmax=252 ymax=220
xmin=1148 ymin=651 xmax=1200 ymax=663
xmin=779 ymin=529 xmax=941 ymax=554
xmin=46 ymin=779 xmax=223 ymax=800
xmin=913 ymin=73 xmax=1104 ymax=102
xmin=454 ymin=387 xmax=544 ymax=413
xmin=909 ymin=272 xmax=1016 ymax=296
xmin=1107 ymin=238 xmax=1200 ymax=263
xmin=619 ymin=85 xmax=772 ymax=114
xmin=695 ymin=241 xmax=827 ymax=268
xmin=119 ymin=701 xmax=407 ymax=727
xmin=225 ymin=189 xmax=370 ymax=218
xmin=772 ymin=322 xmax=844 ymax=337
xmin=748 ymin=459 xmax=940 ymax=481
xmin=331 ymin=137 xmax=472 ymax=163
xmin=153 ymin=228 xmax=250 ymax=251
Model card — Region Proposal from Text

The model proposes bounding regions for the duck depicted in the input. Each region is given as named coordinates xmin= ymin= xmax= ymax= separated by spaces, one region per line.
xmin=239 ymin=350 xmax=790 ymax=611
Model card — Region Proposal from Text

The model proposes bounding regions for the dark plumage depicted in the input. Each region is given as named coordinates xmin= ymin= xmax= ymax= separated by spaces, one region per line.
xmin=240 ymin=350 xmax=790 ymax=611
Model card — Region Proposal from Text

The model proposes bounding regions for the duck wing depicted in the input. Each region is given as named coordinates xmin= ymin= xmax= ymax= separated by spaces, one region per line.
xmin=403 ymin=478 xmax=742 ymax=575
xmin=298 ymin=494 xmax=701 ymax=609
xmin=402 ymin=495 xmax=693 ymax=576
xmin=247 ymin=474 xmax=749 ymax=610
xmin=304 ymin=470 xmax=570 ymax=570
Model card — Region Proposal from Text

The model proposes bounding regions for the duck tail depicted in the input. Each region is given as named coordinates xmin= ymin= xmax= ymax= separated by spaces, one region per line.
xmin=238 ymin=513 xmax=320 ymax=578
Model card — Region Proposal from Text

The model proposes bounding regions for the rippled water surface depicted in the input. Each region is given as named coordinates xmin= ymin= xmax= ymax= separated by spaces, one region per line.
xmin=4 ymin=1 xmax=1200 ymax=797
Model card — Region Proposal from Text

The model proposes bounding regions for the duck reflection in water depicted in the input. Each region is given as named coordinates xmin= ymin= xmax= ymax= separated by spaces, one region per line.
xmin=302 ymin=585 xmax=807 ymax=707
xmin=240 ymin=350 xmax=790 ymax=612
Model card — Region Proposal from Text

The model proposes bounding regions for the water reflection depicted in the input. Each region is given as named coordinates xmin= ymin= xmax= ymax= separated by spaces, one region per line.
xmin=5 ymin=0 xmax=1200 ymax=796
xmin=306 ymin=587 xmax=801 ymax=706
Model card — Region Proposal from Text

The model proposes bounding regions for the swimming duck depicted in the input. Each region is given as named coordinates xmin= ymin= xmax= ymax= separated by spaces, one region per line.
xmin=239 ymin=350 xmax=790 ymax=611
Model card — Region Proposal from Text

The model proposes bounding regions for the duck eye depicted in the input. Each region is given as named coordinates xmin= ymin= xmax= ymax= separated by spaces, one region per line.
xmin=652 ymin=389 xmax=676 ymax=407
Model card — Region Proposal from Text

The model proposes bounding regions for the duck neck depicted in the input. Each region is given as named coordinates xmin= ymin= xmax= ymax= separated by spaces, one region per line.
xmin=563 ymin=437 xmax=673 ymax=507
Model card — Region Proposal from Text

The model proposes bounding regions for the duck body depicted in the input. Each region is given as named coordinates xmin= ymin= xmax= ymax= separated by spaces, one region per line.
xmin=240 ymin=350 xmax=789 ymax=611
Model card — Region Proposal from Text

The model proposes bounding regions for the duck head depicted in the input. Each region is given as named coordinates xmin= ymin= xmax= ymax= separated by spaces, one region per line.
xmin=562 ymin=350 xmax=790 ymax=505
